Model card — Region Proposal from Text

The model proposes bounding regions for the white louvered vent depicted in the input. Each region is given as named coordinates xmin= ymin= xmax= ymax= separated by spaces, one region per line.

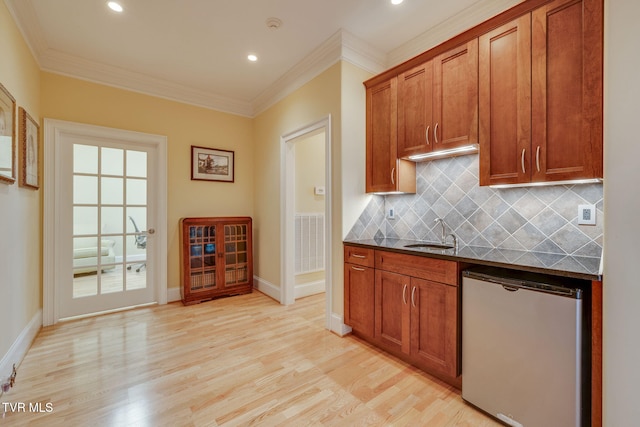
xmin=295 ymin=213 xmax=325 ymax=274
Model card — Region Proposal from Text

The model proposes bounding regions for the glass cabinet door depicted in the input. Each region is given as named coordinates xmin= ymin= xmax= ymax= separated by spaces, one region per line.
xmin=224 ymin=224 xmax=249 ymax=286
xmin=189 ymin=225 xmax=217 ymax=291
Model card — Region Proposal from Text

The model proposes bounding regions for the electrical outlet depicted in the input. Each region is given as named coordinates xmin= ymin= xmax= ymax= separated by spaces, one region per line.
xmin=387 ymin=207 xmax=395 ymax=220
xmin=578 ymin=204 xmax=596 ymax=225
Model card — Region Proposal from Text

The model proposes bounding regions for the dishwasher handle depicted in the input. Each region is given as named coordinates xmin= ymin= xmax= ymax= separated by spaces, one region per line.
xmin=463 ymin=270 xmax=582 ymax=299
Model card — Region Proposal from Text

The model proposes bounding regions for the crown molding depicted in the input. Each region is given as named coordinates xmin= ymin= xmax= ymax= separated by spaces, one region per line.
xmin=251 ymin=30 xmax=386 ymax=117
xmin=39 ymin=49 xmax=254 ymax=117
xmin=4 ymin=0 xmax=48 ymax=66
xmin=6 ymin=0 xmax=514 ymax=118
xmin=387 ymin=0 xmax=523 ymax=67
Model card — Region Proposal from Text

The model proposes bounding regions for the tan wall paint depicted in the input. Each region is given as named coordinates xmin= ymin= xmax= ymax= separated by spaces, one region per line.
xmin=603 ymin=0 xmax=640 ymax=423
xmin=294 ymin=132 xmax=325 ymax=214
xmin=0 ymin=1 xmax=42 ymax=361
xmin=253 ymin=62 xmax=341 ymax=301
xmin=40 ymin=73 xmax=254 ymax=292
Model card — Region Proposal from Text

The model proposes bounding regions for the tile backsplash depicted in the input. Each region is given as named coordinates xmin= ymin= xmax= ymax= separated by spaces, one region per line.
xmin=346 ymin=154 xmax=603 ymax=258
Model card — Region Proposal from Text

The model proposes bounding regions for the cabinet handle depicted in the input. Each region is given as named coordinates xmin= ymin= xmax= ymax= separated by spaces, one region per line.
xmin=521 ymin=148 xmax=526 ymax=174
xmin=351 ymin=253 xmax=366 ymax=259
xmin=350 ymin=266 xmax=365 ymax=272
xmin=411 ymin=286 xmax=417 ymax=307
xmin=391 ymin=167 xmax=395 ymax=185
xmin=402 ymin=284 xmax=408 ymax=305
xmin=426 ymin=125 xmax=430 ymax=145
xmin=536 ymin=146 xmax=541 ymax=172
xmin=434 ymin=123 xmax=439 ymax=144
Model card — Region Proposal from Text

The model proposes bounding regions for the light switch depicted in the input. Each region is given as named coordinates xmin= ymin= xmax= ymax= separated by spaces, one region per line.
xmin=314 ymin=186 xmax=325 ymax=196
xmin=577 ymin=204 xmax=596 ymax=225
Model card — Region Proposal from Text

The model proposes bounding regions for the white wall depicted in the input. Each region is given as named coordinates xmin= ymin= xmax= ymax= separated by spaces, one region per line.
xmin=603 ymin=0 xmax=640 ymax=423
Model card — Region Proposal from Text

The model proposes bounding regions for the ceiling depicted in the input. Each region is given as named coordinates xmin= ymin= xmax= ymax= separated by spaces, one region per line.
xmin=5 ymin=0 xmax=521 ymax=117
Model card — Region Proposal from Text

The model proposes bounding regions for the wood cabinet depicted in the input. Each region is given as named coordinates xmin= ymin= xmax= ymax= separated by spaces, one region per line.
xmin=374 ymin=250 xmax=460 ymax=378
xmin=365 ymin=77 xmax=416 ymax=193
xmin=180 ymin=217 xmax=253 ymax=305
xmin=343 ymin=244 xmax=461 ymax=384
xmin=344 ymin=246 xmax=375 ymax=338
xmin=398 ymin=40 xmax=479 ymax=159
xmin=479 ymin=0 xmax=603 ymax=186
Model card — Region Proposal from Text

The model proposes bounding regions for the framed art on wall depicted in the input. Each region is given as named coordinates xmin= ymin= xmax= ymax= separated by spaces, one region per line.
xmin=19 ymin=107 xmax=39 ymax=189
xmin=0 ymin=83 xmax=16 ymax=184
xmin=191 ymin=145 xmax=235 ymax=182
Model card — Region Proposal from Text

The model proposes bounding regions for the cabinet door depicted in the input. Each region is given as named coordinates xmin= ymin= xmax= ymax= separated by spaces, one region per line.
xmin=220 ymin=222 xmax=251 ymax=289
xmin=433 ymin=39 xmax=479 ymax=151
xmin=531 ymin=0 xmax=603 ymax=182
xmin=479 ymin=15 xmax=532 ymax=186
xmin=375 ymin=270 xmax=410 ymax=354
xmin=344 ymin=263 xmax=375 ymax=338
xmin=410 ymin=278 xmax=459 ymax=377
xmin=366 ymin=78 xmax=398 ymax=193
xmin=185 ymin=223 xmax=219 ymax=295
xmin=397 ymin=62 xmax=434 ymax=158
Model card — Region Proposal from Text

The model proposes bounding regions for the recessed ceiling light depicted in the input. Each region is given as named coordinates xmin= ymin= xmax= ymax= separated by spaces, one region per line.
xmin=391 ymin=0 xmax=404 ymax=5
xmin=107 ymin=2 xmax=123 ymax=12
xmin=247 ymin=54 xmax=258 ymax=62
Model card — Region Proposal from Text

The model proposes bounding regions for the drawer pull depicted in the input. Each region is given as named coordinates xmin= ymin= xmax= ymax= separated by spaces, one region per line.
xmin=402 ymin=284 xmax=408 ymax=305
xmin=426 ymin=125 xmax=430 ymax=145
xmin=434 ymin=122 xmax=439 ymax=144
xmin=521 ymin=148 xmax=526 ymax=174
xmin=536 ymin=145 xmax=541 ymax=172
xmin=411 ymin=286 xmax=417 ymax=307
xmin=352 ymin=254 xmax=366 ymax=259
xmin=351 ymin=266 xmax=365 ymax=272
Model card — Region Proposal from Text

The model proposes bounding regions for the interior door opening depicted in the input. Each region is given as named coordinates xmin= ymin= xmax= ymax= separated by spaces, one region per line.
xmin=281 ymin=116 xmax=332 ymax=330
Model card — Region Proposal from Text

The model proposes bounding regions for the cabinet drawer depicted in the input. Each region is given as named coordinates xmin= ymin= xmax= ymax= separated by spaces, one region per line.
xmin=344 ymin=245 xmax=375 ymax=267
xmin=375 ymin=250 xmax=458 ymax=286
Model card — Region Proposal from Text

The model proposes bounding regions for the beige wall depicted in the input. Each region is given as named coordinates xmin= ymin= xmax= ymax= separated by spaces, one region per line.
xmin=0 ymin=1 xmax=41 ymax=363
xmin=252 ymin=63 xmax=341 ymax=299
xmin=40 ymin=73 xmax=254 ymax=292
xmin=603 ymin=0 xmax=640 ymax=423
xmin=294 ymin=132 xmax=325 ymax=214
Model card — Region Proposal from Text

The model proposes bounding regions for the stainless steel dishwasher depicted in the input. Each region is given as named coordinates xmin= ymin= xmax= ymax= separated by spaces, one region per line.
xmin=462 ymin=267 xmax=585 ymax=427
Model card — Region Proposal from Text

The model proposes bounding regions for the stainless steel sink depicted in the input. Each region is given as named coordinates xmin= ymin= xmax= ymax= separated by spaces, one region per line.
xmin=404 ymin=243 xmax=455 ymax=250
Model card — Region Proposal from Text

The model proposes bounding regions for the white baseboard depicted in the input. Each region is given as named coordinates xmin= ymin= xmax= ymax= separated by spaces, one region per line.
xmin=330 ymin=312 xmax=352 ymax=337
xmin=0 ymin=310 xmax=42 ymax=381
xmin=294 ymin=280 xmax=325 ymax=299
xmin=167 ymin=287 xmax=181 ymax=303
xmin=253 ymin=276 xmax=281 ymax=302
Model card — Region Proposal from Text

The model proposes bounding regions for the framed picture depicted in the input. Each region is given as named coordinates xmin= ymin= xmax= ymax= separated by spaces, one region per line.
xmin=19 ymin=107 xmax=39 ymax=189
xmin=191 ymin=145 xmax=234 ymax=182
xmin=0 ymin=83 xmax=16 ymax=184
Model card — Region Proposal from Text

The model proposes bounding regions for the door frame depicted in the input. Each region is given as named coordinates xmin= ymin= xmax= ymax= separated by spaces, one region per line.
xmin=280 ymin=116 xmax=332 ymax=328
xmin=43 ymin=119 xmax=168 ymax=326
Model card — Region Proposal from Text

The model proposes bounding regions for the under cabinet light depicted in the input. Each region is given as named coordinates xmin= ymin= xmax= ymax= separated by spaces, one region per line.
xmin=490 ymin=178 xmax=603 ymax=189
xmin=407 ymin=144 xmax=478 ymax=161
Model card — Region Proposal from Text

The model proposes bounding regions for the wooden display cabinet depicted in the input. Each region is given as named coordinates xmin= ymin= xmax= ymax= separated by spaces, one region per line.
xmin=180 ymin=217 xmax=253 ymax=305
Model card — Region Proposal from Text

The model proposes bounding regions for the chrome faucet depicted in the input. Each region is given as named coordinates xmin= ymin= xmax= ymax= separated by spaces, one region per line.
xmin=434 ymin=218 xmax=458 ymax=251
xmin=434 ymin=218 xmax=447 ymax=244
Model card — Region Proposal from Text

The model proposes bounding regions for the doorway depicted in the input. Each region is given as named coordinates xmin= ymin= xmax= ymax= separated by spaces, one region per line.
xmin=281 ymin=116 xmax=331 ymax=329
xmin=43 ymin=120 xmax=168 ymax=325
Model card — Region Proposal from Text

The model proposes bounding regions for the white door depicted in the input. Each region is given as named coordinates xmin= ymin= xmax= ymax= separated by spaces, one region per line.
xmin=44 ymin=120 xmax=167 ymax=322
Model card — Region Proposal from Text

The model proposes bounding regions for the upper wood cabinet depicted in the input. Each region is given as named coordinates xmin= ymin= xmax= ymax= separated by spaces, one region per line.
xmin=479 ymin=0 xmax=603 ymax=186
xmin=365 ymin=77 xmax=416 ymax=193
xmin=397 ymin=40 xmax=479 ymax=159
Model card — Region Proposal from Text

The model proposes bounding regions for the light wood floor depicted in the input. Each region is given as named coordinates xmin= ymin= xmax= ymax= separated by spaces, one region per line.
xmin=2 ymin=292 xmax=501 ymax=426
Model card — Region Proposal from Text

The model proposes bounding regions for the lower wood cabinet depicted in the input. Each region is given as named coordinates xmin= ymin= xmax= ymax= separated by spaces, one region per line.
xmin=180 ymin=217 xmax=253 ymax=305
xmin=344 ymin=244 xmax=461 ymax=385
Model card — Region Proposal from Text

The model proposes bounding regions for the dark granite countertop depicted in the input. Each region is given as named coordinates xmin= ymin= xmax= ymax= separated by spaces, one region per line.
xmin=344 ymin=238 xmax=602 ymax=281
